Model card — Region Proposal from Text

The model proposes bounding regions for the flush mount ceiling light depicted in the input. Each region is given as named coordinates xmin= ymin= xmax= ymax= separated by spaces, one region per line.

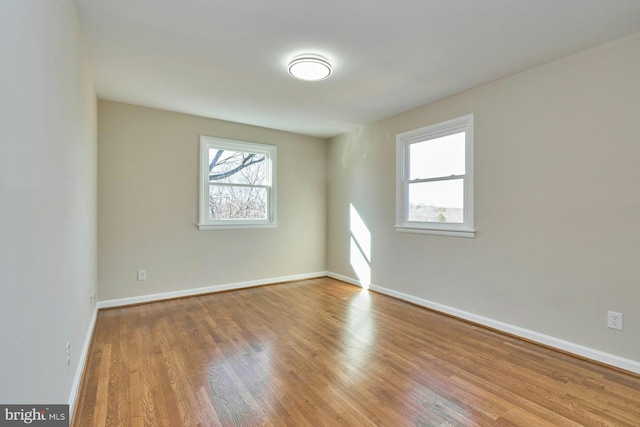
xmin=287 ymin=54 xmax=332 ymax=81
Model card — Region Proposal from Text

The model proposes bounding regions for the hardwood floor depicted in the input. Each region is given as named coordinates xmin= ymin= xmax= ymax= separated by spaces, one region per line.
xmin=73 ymin=278 xmax=640 ymax=426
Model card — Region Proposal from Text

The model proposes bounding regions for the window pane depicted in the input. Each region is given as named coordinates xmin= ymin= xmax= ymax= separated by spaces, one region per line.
xmin=209 ymin=185 xmax=267 ymax=220
xmin=408 ymin=179 xmax=463 ymax=223
xmin=208 ymin=149 xmax=267 ymax=185
xmin=409 ymin=131 xmax=465 ymax=180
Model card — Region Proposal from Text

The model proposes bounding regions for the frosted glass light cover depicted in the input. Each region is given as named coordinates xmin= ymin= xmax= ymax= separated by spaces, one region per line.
xmin=288 ymin=54 xmax=332 ymax=81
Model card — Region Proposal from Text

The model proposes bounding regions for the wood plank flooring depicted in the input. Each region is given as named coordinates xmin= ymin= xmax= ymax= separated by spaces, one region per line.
xmin=73 ymin=278 xmax=640 ymax=426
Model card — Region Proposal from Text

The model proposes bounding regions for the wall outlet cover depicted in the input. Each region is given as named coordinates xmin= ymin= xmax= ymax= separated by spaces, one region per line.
xmin=607 ymin=311 xmax=623 ymax=331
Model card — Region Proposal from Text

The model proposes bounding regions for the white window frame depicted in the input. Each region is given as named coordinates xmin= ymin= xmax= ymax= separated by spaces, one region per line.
xmin=395 ymin=114 xmax=475 ymax=238
xmin=198 ymin=136 xmax=277 ymax=230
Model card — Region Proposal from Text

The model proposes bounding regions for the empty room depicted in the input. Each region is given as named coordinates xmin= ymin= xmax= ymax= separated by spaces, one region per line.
xmin=1 ymin=0 xmax=640 ymax=425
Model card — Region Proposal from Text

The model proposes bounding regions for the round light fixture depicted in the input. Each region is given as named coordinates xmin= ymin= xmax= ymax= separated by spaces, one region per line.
xmin=288 ymin=54 xmax=332 ymax=81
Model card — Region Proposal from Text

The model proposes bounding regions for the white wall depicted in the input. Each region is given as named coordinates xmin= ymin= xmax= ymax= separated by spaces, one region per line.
xmin=0 ymin=0 xmax=97 ymax=403
xmin=98 ymin=101 xmax=327 ymax=301
xmin=328 ymin=32 xmax=640 ymax=362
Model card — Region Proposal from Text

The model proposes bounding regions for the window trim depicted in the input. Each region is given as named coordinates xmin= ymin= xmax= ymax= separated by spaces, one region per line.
xmin=395 ymin=114 xmax=475 ymax=238
xmin=198 ymin=136 xmax=277 ymax=230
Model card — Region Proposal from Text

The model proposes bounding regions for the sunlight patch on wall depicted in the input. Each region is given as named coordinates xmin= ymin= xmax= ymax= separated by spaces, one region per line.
xmin=350 ymin=204 xmax=371 ymax=289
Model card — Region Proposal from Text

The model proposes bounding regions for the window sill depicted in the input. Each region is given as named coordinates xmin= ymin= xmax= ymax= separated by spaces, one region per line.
xmin=395 ymin=226 xmax=475 ymax=239
xmin=198 ymin=223 xmax=277 ymax=231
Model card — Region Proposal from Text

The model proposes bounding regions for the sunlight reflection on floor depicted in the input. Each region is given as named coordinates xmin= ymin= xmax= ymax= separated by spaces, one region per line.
xmin=343 ymin=289 xmax=375 ymax=371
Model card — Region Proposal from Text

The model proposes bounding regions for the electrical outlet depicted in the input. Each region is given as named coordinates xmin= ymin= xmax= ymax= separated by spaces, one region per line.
xmin=607 ymin=311 xmax=623 ymax=331
xmin=137 ymin=269 xmax=146 ymax=281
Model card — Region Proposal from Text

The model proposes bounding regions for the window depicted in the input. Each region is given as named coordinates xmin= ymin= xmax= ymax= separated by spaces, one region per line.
xmin=395 ymin=114 xmax=474 ymax=238
xmin=198 ymin=136 xmax=276 ymax=230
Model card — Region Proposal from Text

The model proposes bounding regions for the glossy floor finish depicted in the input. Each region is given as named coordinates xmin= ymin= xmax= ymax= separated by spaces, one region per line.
xmin=73 ymin=278 xmax=640 ymax=426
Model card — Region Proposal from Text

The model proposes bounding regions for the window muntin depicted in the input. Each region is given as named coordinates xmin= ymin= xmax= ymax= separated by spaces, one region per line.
xmin=396 ymin=114 xmax=474 ymax=238
xmin=199 ymin=136 xmax=276 ymax=229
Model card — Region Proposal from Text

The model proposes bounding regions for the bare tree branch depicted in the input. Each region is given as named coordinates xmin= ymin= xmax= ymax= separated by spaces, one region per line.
xmin=208 ymin=151 xmax=265 ymax=181
xmin=208 ymin=149 xmax=224 ymax=173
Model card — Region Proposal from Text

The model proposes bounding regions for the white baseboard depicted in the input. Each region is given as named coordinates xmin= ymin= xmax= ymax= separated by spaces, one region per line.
xmin=68 ymin=304 xmax=98 ymax=417
xmin=327 ymin=272 xmax=640 ymax=375
xmin=97 ymin=271 xmax=328 ymax=309
xmin=327 ymin=272 xmax=362 ymax=287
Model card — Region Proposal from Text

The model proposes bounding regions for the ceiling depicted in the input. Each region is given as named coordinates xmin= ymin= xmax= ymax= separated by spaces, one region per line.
xmin=75 ymin=0 xmax=640 ymax=138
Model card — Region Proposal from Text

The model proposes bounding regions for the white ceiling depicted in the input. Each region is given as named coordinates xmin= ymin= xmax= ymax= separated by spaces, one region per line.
xmin=75 ymin=0 xmax=640 ymax=138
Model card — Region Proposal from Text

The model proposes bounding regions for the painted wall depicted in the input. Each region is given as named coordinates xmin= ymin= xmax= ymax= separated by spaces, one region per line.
xmin=98 ymin=101 xmax=327 ymax=301
xmin=328 ymin=32 xmax=640 ymax=361
xmin=0 ymin=0 xmax=97 ymax=403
